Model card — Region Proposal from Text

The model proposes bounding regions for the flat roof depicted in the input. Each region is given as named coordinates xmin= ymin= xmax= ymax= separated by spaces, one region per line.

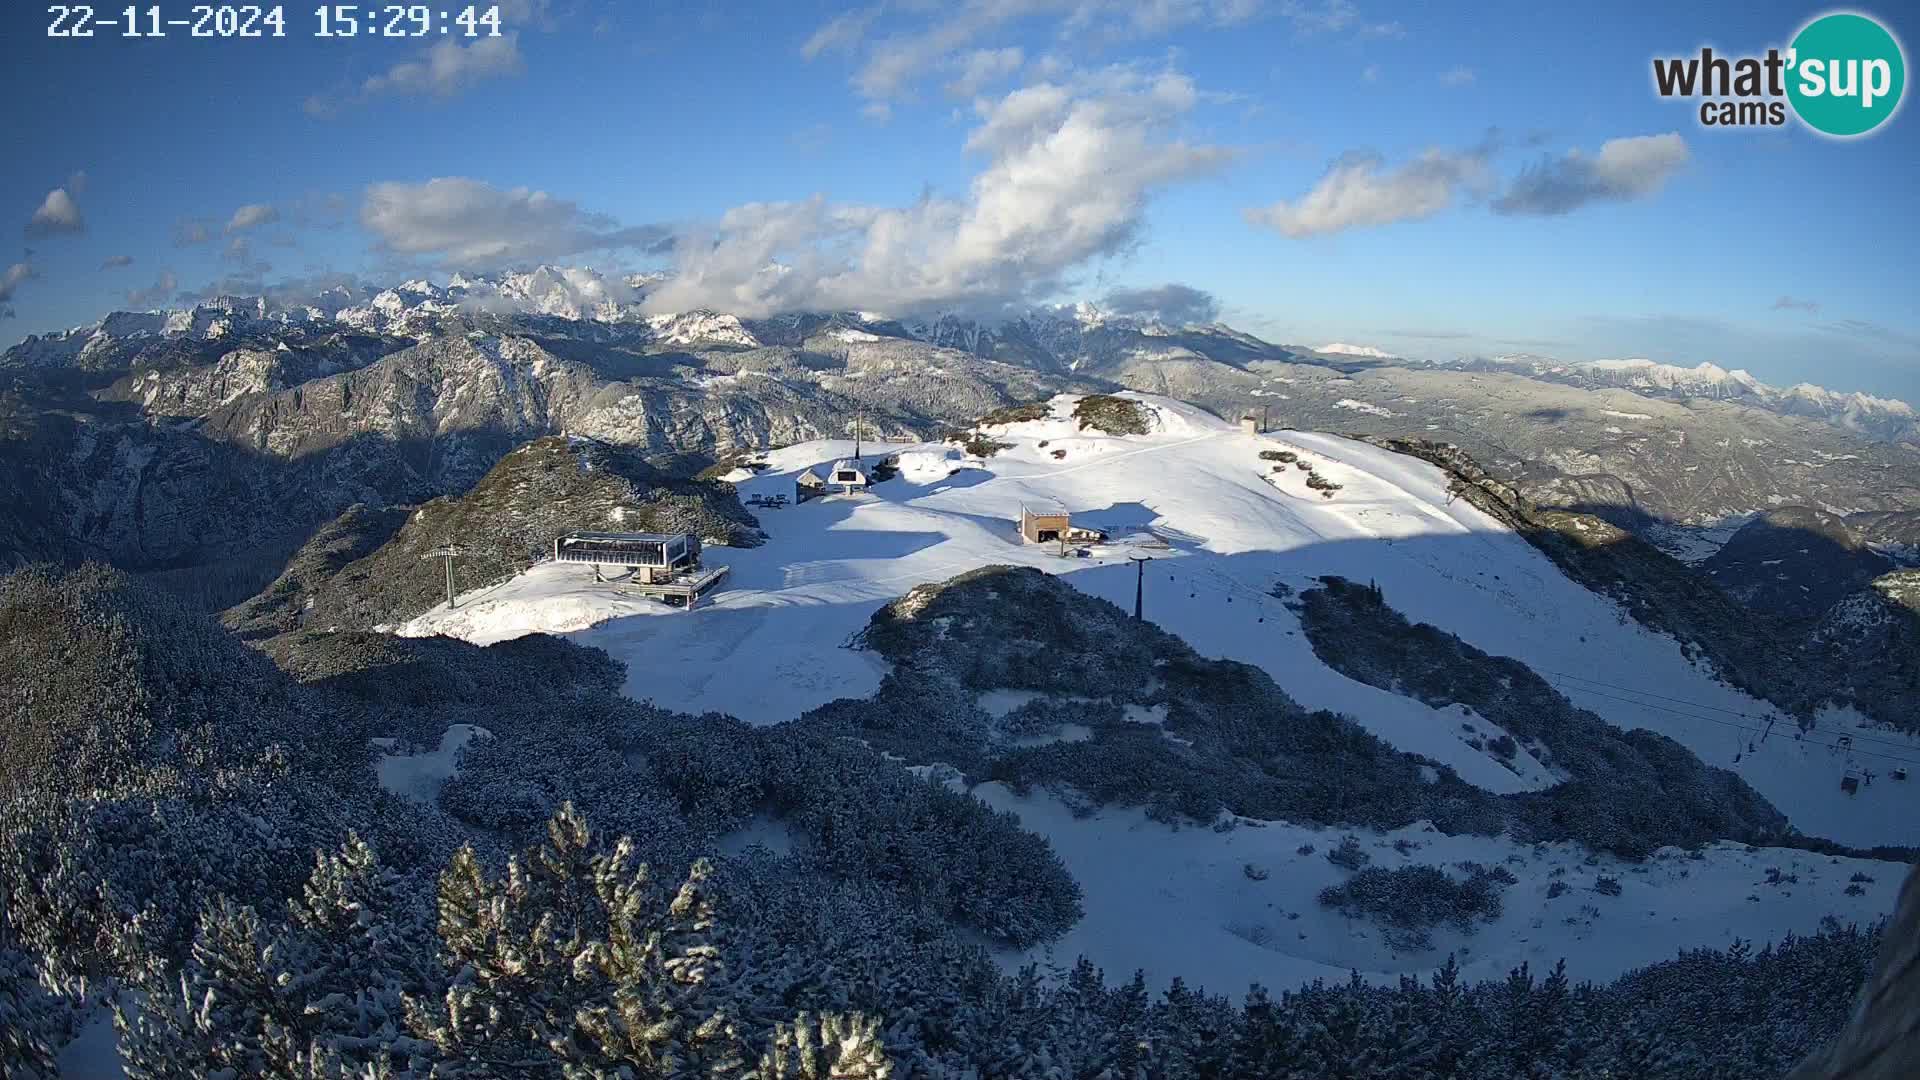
xmin=558 ymin=531 xmax=689 ymax=544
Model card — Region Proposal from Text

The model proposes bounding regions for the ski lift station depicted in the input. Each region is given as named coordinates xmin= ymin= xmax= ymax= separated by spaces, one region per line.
xmin=552 ymin=531 xmax=729 ymax=610
xmin=1019 ymin=501 xmax=1107 ymax=552
xmin=828 ymin=459 xmax=870 ymax=493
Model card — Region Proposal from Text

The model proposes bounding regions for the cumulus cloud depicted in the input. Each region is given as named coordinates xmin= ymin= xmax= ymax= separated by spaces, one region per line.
xmin=1438 ymin=66 xmax=1475 ymax=87
xmin=1492 ymin=133 xmax=1689 ymax=216
xmin=1249 ymin=132 xmax=1688 ymax=236
xmin=1103 ymin=283 xmax=1221 ymax=324
xmin=1772 ymin=295 xmax=1821 ymax=314
xmin=25 ymin=188 xmax=85 ymax=240
xmin=100 ymin=254 xmax=135 ymax=269
xmin=360 ymin=177 xmax=673 ymax=267
xmin=644 ymin=67 xmax=1231 ymax=318
xmin=126 ymin=271 xmax=179 ymax=309
xmin=227 ymin=203 xmax=280 ymax=231
xmin=947 ymin=47 xmax=1025 ymax=97
xmin=307 ymin=35 xmax=524 ymax=115
xmin=1245 ymin=145 xmax=1494 ymax=237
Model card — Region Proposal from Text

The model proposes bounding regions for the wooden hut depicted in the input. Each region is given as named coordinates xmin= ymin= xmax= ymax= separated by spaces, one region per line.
xmin=1020 ymin=503 xmax=1072 ymax=546
xmin=796 ymin=468 xmax=826 ymax=503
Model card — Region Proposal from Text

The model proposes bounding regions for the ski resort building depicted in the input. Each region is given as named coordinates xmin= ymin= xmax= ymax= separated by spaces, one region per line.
xmin=1019 ymin=503 xmax=1106 ymax=550
xmin=795 ymin=468 xmax=826 ymax=503
xmin=828 ymin=460 xmax=869 ymax=494
xmin=1021 ymin=503 xmax=1072 ymax=545
xmin=551 ymin=530 xmax=728 ymax=610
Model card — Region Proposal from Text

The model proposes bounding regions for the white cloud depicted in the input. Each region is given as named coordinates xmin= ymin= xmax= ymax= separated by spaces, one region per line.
xmin=1362 ymin=63 xmax=1380 ymax=82
xmin=25 ymin=188 xmax=85 ymax=239
xmin=819 ymin=0 xmax=1364 ymax=105
xmin=1439 ymin=66 xmax=1475 ymax=87
xmin=100 ymin=254 xmax=135 ymax=269
xmin=947 ymin=47 xmax=1026 ymax=96
xmin=1246 ymin=146 xmax=1494 ymax=237
xmin=1249 ymin=132 xmax=1688 ymax=236
xmin=644 ymin=67 xmax=1232 ymax=318
xmin=1771 ymin=295 xmax=1821 ymax=314
xmin=801 ymin=6 xmax=881 ymax=59
xmin=1275 ymin=0 xmax=1359 ymax=34
xmin=1102 ymin=283 xmax=1221 ymax=324
xmin=359 ymin=177 xmax=671 ymax=267
xmin=126 ymin=271 xmax=179 ymax=309
xmin=1493 ymin=133 xmax=1689 ymax=215
xmin=307 ymin=35 xmax=524 ymax=115
xmin=227 ymin=203 xmax=281 ymax=231
xmin=0 ymin=262 xmax=36 ymax=304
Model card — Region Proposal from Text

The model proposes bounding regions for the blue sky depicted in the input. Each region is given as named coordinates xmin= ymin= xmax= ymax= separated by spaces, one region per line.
xmin=3 ymin=0 xmax=1916 ymax=399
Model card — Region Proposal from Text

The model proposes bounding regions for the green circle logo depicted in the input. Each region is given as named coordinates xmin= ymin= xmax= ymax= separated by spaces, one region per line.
xmin=1787 ymin=12 xmax=1906 ymax=136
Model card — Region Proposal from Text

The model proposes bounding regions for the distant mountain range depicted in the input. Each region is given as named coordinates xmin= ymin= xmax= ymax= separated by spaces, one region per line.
xmin=3 ymin=265 xmax=1916 ymax=582
xmin=1443 ymin=354 xmax=1918 ymax=444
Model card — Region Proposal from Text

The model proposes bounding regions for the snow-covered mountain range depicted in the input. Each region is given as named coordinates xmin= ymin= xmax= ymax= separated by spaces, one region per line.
xmin=4 ymin=266 xmax=1917 ymax=583
xmin=1448 ymin=354 xmax=1918 ymax=443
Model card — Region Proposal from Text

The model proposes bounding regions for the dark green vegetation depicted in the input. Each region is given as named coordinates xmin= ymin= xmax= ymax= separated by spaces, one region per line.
xmin=950 ymin=431 xmax=1016 ymax=458
xmin=1071 ymin=393 xmax=1152 ymax=435
xmin=1361 ymin=436 xmax=1920 ymax=736
xmin=234 ymin=436 xmax=762 ymax=631
xmin=820 ymin=566 xmax=1798 ymax=859
xmin=977 ymin=401 xmax=1054 ymax=426
xmin=1318 ymin=863 xmax=1516 ymax=951
xmin=0 ymin=562 xmax=1902 ymax=1077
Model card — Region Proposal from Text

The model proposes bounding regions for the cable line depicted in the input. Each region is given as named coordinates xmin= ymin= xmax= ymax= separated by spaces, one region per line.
xmin=1544 ymin=668 xmax=1920 ymax=754
xmin=1547 ymin=681 xmax=1920 ymax=769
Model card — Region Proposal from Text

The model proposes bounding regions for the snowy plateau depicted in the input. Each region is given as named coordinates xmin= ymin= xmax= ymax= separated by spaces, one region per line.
xmin=393 ymin=392 xmax=1918 ymax=997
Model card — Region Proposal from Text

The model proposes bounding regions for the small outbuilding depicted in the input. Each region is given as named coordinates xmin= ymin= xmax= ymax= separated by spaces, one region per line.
xmin=828 ymin=459 xmax=870 ymax=494
xmin=796 ymin=468 xmax=827 ymax=503
xmin=1240 ymin=414 xmax=1259 ymax=435
xmin=1021 ymin=502 xmax=1072 ymax=546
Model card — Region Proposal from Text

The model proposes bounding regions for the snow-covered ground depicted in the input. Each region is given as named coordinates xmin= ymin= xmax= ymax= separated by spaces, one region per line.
xmin=396 ymin=392 xmax=1918 ymax=989
xmin=977 ymin=787 xmax=1898 ymax=994
xmin=374 ymin=724 xmax=491 ymax=804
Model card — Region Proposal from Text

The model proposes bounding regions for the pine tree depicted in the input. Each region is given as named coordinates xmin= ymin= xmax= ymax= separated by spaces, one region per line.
xmin=756 ymin=1012 xmax=892 ymax=1080
xmin=405 ymin=803 xmax=748 ymax=1078
xmin=0 ymin=946 xmax=64 ymax=1080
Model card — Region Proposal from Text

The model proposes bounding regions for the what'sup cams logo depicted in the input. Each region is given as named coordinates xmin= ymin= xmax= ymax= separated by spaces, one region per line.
xmin=1653 ymin=11 xmax=1906 ymax=136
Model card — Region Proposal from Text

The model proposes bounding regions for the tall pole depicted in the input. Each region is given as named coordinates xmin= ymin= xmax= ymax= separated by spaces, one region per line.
xmin=854 ymin=405 xmax=863 ymax=462
xmin=1132 ymin=555 xmax=1148 ymax=620
xmin=1262 ymin=403 xmax=1272 ymax=432
xmin=422 ymin=545 xmax=465 ymax=609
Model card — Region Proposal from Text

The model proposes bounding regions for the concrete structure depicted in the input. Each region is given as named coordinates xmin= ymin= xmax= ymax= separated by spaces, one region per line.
xmin=1241 ymin=414 xmax=1259 ymax=435
xmin=554 ymin=531 xmax=698 ymax=585
xmin=827 ymin=459 xmax=869 ymax=494
xmin=552 ymin=530 xmax=727 ymax=610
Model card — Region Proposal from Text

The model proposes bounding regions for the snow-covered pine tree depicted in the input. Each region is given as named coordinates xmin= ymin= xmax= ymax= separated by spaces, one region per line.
xmin=755 ymin=1012 xmax=892 ymax=1080
xmin=118 ymin=834 xmax=427 ymax=1078
xmin=405 ymin=802 xmax=748 ymax=1078
xmin=0 ymin=945 xmax=65 ymax=1080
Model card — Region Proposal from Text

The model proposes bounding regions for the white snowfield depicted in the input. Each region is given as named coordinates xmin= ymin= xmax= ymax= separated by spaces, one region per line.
xmin=397 ymin=392 xmax=1918 ymax=992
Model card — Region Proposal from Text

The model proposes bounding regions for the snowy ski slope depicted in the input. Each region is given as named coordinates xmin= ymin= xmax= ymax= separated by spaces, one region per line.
xmin=397 ymin=392 xmax=1919 ymax=992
